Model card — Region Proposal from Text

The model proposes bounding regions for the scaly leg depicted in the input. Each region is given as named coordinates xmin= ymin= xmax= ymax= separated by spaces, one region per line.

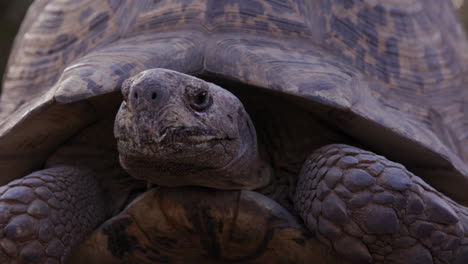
xmin=0 ymin=165 xmax=107 ymax=263
xmin=295 ymin=144 xmax=468 ymax=264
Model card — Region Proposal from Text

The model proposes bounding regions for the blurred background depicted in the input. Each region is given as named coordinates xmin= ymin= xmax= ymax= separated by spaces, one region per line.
xmin=1 ymin=0 xmax=468 ymax=92
xmin=0 ymin=0 xmax=33 ymax=85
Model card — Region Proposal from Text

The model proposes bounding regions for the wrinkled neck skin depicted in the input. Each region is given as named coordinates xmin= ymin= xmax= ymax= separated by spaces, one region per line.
xmin=115 ymin=69 xmax=272 ymax=191
xmin=181 ymin=116 xmax=273 ymax=190
xmin=214 ymin=129 xmax=272 ymax=190
xmin=201 ymin=114 xmax=272 ymax=190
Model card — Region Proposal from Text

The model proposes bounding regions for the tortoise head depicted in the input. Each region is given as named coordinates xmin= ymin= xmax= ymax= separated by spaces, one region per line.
xmin=114 ymin=69 xmax=271 ymax=190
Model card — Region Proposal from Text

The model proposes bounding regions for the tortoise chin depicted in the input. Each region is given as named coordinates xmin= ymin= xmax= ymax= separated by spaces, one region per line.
xmin=115 ymin=127 xmax=239 ymax=173
xmin=115 ymin=117 xmax=242 ymax=185
xmin=116 ymin=134 xmax=268 ymax=190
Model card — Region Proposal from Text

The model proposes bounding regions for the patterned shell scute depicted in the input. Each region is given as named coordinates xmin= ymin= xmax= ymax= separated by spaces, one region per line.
xmin=0 ymin=0 xmax=467 ymax=200
xmin=322 ymin=0 xmax=468 ymax=161
xmin=2 ymin=0 xmax=137 ymax=115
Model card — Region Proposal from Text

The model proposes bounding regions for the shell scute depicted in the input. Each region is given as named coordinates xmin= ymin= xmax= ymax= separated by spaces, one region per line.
xmin=1 ymin=0 xmax=468 ymax=200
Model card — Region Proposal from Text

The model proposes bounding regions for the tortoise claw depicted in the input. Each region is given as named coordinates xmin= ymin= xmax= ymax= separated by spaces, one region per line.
xmin=71 ymin=187 xmax=346 ymax=263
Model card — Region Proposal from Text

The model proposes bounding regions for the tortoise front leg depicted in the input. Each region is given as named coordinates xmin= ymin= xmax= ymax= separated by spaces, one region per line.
xmin=72 ymin=187 xmax=349 ymax=264
xmin=294 ymin=144 xmax=468 ymax=264
xmin=0 ymin=165 xmax=108 ymax=263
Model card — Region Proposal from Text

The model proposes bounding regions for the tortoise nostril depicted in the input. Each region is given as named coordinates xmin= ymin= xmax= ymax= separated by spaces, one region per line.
xmin=152 ymin=92 xmax=157 ymax=100
xmin=134 ymin=92 xmax=138 ymax=99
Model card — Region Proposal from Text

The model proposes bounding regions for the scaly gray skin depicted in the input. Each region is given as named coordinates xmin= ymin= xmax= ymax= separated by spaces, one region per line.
xmin=115 ymin=69 xmax=468 ymax=264
xmin=0 ymin=117 xmax=145 ymax=263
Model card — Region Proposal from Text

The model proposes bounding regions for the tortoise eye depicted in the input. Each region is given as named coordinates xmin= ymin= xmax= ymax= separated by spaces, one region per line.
xmin=195 ymin=91 xmax=207 ymax=105
xmin=189 ymin=90 xmax=212 ymax=111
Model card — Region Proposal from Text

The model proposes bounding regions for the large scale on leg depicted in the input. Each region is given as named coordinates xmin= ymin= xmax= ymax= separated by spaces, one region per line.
xmin=0 ymin=0 xmax=468 ymax=263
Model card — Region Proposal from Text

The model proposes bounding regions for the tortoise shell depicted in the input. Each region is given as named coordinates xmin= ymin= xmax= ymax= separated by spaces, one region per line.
xmin=1 ymin=0 xmax=468 ymax=202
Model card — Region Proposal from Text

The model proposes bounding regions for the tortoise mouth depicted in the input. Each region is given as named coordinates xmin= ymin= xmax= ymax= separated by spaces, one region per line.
xmin=157 ymin=126 xmax=233 ymax=145
xmin=116 ymin=127 xmax=235 ymax=161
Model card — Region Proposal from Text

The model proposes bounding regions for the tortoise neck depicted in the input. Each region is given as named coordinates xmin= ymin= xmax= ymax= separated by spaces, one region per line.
xmin=217 ymin=143 xmax=273 ymax=190
xmin=45 ymin=118 xmax=119 ymax=171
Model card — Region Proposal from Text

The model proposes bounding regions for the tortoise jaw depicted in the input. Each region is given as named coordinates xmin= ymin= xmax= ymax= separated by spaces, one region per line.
xmin=156 ymin=126 xmax=233 ymax=145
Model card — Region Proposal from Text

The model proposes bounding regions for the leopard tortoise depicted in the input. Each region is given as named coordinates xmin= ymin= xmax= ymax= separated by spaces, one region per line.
xmin=1 ymin=0 xmax=468 ymax=263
